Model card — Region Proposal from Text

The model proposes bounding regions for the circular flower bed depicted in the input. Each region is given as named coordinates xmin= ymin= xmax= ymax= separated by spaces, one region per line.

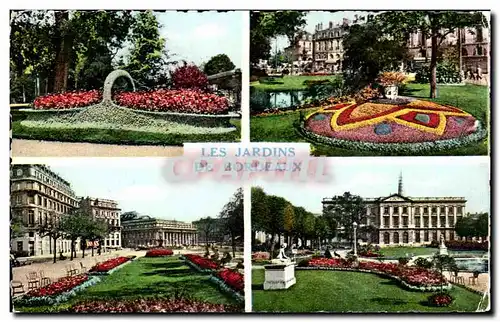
xmin=145 ymin=248 xmax=174 ymax=257
xmin=302 ymin=99 xmax=486 ymax=152
xmin=427 ymin=292 xmax=454 ymax=307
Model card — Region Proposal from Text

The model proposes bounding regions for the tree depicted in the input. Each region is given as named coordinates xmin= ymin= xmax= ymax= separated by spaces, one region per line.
xmin=323 ymin=192 xmax=366 ymax=243
xmin=59 ymin=209 xmax=92 ymax=260
xmin=196 ymin=217 xmax=217 ymax=246
xmin=203 ymin=54 xmax=235 ymax=76
xmin=283 ymin=203 xmax=295 ymax=245
xmin=10 ymin=213 xmax=26 ymax=241
xmin=38 ymin=211 xmax=65 ymax=264
xmin=432 ymin=254 xmax=457 ymax=293
xmin=342 ymin=18 xmax=410 ymax=92
xmin=454 ymin=216 xmax=476 ymax=239
xmin=250 ymin=11 xmax=307 ymax=67
xmin=124 ymin=11 xmax=170 ymax=88
xmin=314 ymin=216 xmax=328 ymax=249
xmin=251 ymin=186 xmax=269 ymax=248
xmin=376 ymin=11 xmax=487 ymax=98
xmin=302 ymin=212 xmax=316 ymax=248
xmin=474 ymin=213 xmax=489 ymax=240
xmin=265 ymin=195 xmax=287 ymax=257
xmin=219 ymin=188 xmax=244 ymax=257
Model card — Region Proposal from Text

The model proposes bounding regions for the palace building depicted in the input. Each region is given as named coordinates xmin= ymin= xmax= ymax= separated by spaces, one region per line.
xmin=79 ymin=197 xmax=122 ymax=250
xmin=10 ymin=164 xmax=81 ymax=256
xmin=121 ymin=215 xmax=198 ymax=248
xmin=322 ymin=174 xmax=467 ymax=246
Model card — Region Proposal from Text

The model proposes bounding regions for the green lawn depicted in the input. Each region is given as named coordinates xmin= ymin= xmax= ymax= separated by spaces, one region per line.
xmin=380 ymin=247 xmax=486 ymax=258
xmin=250 ymin=83 xmax=489 ymax=156
xmin=15 ymin=256 xmax=240 ymax=313
xmin=250 ymin=75 xmax=339 ymax=91
xmin=11 ymin=118 xmax=241 ymax=146
xmin=252 ymin=269 xmax=482 ymax=313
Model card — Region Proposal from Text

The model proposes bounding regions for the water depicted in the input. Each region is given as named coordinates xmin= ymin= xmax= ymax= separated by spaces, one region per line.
xmin=455 ymin=257 xmax=488 ymax=273
xmin=250 ymin=89 xmax=305 ymax=112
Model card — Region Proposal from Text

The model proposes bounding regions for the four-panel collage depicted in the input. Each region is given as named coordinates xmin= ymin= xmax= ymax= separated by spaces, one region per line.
xmin=9 ymin=9 xmax=491 ymax=314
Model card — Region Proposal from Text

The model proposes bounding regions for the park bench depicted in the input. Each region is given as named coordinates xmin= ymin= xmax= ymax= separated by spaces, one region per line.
xmin=26 ymin=272 xmax=40 ymax=291
xmin=65 ymin=264 xmax=79 ymax=277
xmin=11 ymin=281 xmax=25 ymax=296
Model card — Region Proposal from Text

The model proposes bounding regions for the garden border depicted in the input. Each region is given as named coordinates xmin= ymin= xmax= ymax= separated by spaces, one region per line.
xmin=296 ymin=266 xmax=452 ymax=292
xmin=13 ymin=275 xmax=101 ymax=308
xmin=87 ymin=256 xmax=136 ymax=276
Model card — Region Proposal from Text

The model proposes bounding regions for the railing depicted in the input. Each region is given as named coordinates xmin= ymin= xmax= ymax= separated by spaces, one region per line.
xmin=207 ymin=69 xmax=241 ymax=113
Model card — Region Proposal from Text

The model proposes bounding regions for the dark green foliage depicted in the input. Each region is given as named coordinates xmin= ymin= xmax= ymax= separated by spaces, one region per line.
xmin=203 ymin=54 xmax=235 ymax=76
xmin=414 ymin=257 xmax=433 ymax=269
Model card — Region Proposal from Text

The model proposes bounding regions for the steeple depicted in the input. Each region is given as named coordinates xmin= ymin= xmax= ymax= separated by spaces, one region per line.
xmin=398 ymin=172 xmax=404 ymax=196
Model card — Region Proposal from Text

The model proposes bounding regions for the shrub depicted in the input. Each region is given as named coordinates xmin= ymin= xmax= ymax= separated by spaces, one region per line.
xmin=398 ymin=257 xmax=409 ymax=266
xmin=297 ymin=259 xmax=310 ymax=267
xmin=145 ymin=248 xmax=174 ymax=257
xmin=414 ymin=62 xmax=461 ymax=84
xmin=250 ymin=75 xmax=260 ymax=82
xmin=427 ymin=292 xmax=454 ymax=307
xmin=414 ymin=257 xmax=433 ymax=269
xmin=171 ymin=64 xmax=208 ymax=90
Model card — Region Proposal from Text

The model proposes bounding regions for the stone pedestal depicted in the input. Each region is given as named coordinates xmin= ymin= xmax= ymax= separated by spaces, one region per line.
xmin=263 ymin=260 xmax=296 ymax=290
xmin=438 ymin=244 xmax=448 ymax=255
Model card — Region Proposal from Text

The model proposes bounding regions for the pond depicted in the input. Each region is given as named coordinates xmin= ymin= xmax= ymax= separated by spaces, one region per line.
xmin=455 ymin=257 xmax=488 ymax=273
xmin=250 ymin=88 xmax=305 ymax=112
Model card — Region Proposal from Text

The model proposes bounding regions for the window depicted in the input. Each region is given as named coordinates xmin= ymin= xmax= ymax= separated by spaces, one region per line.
xmin=393 ymin=232 xmax=399 ymax=244
xmin=415 ymin=232 xmax=421 ymax=243
xmin=424 ymin=231 xmax=429 ymax=242
xmin=16 ymin=169 xmax=23 ymax=176
xmin=403 ymin=232 xmax=409 ymax=243
xmin=17 ymin=241 xmax=23 ymax=252
xmin=111 ymin=240 xmax=115 ymax=246
xmin=423 ymin=208 xmax=428 ymax=214
xmin=402 ymin=217 xmax=408 ymax=227
xmin=432 ymin=232 xmax=438 ymax=241
xmin=415 ymin=217 xmax=421 ymax=227
xmin=29 ymin=232 xmax=34 ymax=237
xmin=403 ymin=207 xmax=408 ymax=214
xmin=383 ymin=233 xmax=390 ymax=244
xmin=432 ymin=207 xmax=437 ymax=213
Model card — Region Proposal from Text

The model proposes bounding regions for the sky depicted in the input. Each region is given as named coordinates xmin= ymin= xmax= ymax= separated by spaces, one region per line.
xmin=156 ymin=11 xmax=243 ymax=68
xmin=272 ymin=11 xmax=371 ymax=53
xmin=255 ymin=158 xmax=490 ymax=215
xmin=41 ymin=159 xmax=241 ymax=223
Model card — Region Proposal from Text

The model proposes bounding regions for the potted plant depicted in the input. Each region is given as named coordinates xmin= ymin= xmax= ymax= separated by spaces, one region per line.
xmin=377 ymin=71 xmax=406 ymax=99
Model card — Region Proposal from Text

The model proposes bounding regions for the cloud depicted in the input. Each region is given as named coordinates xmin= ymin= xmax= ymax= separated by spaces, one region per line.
xmin=192 ymin=23 xmax=227 ymax=39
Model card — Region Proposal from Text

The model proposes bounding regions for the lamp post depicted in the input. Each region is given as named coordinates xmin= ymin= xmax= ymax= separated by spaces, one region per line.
xmin=353 ymin=222 xmax=358 ymax=256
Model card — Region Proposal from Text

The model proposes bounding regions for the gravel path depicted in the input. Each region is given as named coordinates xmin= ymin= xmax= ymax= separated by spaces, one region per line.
xmin=11 ymin=139 xmax=184 ymax=157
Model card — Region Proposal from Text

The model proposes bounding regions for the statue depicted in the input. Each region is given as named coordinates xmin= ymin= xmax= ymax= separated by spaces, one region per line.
xmin=277 ymin=243 xmax=288 ymax=260
xmin=438 ymin=234 xmax=448 ymax=255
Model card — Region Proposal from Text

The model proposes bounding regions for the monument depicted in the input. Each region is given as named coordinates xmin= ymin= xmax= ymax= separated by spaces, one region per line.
xmin=438 ymin=234 xmax=448 ymax=256
xmin=263 ymin=243 xmax=296 ymax=290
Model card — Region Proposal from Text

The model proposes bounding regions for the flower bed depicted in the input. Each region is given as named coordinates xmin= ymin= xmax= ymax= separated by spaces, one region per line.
xmin=33 ymin=90 xmax=102 ymax=110
xmin=302 ymin=258 xmax=450 ymax=291
xmin=88 ymin=256 xmax=135 ymax=275
xmin=67 ymin=298 xmax=242 ymax=313
xmin=208 ymin=269 xmax=245 ymax=303
xmin=114 ymin=89 xmax=229 ymax=115
xmin=183 ymin=254 xmax=218 ymax=273
xmin=301 ymin=99 xmax=486 ymax=153
xmin=427 ymin=292 xmax=454 ymax=307
xmin=252 ymin=252 xmax=270 ymax=260
xmin=13 ymin=275 xmax=101 ymax=307
xmin=145 ymin=248 xmax=174 ymax=257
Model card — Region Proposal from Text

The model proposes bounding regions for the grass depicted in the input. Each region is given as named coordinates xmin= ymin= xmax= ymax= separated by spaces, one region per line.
xmin=252 ymin=269 xmax=482 ymax=312
xmin=379 ymin=247 xmax=487 ymax=258
xmin=14 ymin=256 xmax=240 ymax=313
xmin=11 ymin=117 xmax=241 ymax=146
xmin=250 ymin=75 xmax=339 ymax=91
xmin=250 ymin=83 xmax=489 ymax=156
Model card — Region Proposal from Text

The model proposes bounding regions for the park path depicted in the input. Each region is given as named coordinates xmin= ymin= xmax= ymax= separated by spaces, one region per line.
xmin=11 ymin=139 xmax=184 ymax=157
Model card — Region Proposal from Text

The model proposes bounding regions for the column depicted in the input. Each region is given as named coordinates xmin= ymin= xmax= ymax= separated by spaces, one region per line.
xmin=427 ymin=206 xmax=432 ymax=227
xmin=379 ymin=231 xmax=384 ymax=245
xmin=389 ymin=232 xmax=393 ymax=245
xmin=398 ymin=206 xmax=402 ymax=228
xmin=453 ymin=206 xmax=458 ymax=227
xmin=419 ymin=207 xmax=423 ymax=228
xmin=389 ymin=206 xmax=394 ymax=228
xmin=379 ymin=205 xmax=384 ymax=228
xmin=437 ymin=207 xmax=441 ymax=228
xmin=366 ymin=207 xmax=370 ymax=226
xmin=445 ymin=206 xmax=449 ymax=227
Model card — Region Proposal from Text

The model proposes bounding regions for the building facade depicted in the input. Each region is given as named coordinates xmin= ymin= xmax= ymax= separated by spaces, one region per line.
xmin=284 ymin=31 xmax=314 ymax=71
xmin=122 ymin=215 xmax=198 ymax=248
xmin=79 ymin=197 xmax=122 ymax=250
xmin=10 ymin=164 xmax=80 ymax=256
xmin=307 ymin=15 xmax=489 ymax=75
xmin=322 ymin=174 xmax=467 ymax=246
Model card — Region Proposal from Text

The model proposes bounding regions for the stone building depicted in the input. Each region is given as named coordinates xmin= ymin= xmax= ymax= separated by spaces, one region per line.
xmin=322 ymin=174 xmax=467 ymax=246
xmin=10 ymin=164 xmax=80 ymax=256
xmin=311 ymin=20 xmax=350 ymax=72
xmin=79 ymin=197 xmax=122 ymax=250
xmin=122 ymin=215 xmax=198 ymax=248
xmin=284 ymin=31 xmax=313 ymax=72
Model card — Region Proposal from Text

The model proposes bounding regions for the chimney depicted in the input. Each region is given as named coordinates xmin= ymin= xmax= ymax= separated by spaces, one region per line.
xmin=320 ymin=23 xmax=323 ymax=30
xmin=329 ymin=21 xmax=333 ymax=29
xmin=343 ymin=18 xmax=349 ymax=26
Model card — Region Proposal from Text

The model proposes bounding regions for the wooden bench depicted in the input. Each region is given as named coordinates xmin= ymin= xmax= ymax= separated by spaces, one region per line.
xmin=11 ymin=281 xmax=25 ymax=296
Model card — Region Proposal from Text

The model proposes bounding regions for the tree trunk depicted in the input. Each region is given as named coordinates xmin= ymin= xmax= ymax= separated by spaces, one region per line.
xmin=269 ymin=233 xmax=276 ymax=258
xmin=53 ymin=237 xmax=57 ymax=264
xmin=81 ymin=240 xmax=86 ymax=258
xmin=231 ymin=235 xmax=236 ymax=258
xmin=91 ymin=244 xmax=94 ymax=257
xmin=70 ymin=240 xmax=74 ymax=261
xmin=429 ymin=31 xmax=438 ymax=98
xmin=53 ymin=11 xmax=71 ymax=93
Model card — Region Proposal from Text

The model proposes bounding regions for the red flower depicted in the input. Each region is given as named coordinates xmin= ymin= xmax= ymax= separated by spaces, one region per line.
xmin=184 ymin=254 xmax=218 ymax=270
xmin=145 ymin=249 xmax=174 ymax=257
xmin=26 ymin=274 xmax=88 ymax=297
xmin=218 ymin=268 xmax=244 ymax=292
xmin=171 ymin=65 xmax=208 ymax=90
xmin=33 ymin=90 xmax=102 ymax=110
xmin=89 ymin=256 xmax=131 ymax=273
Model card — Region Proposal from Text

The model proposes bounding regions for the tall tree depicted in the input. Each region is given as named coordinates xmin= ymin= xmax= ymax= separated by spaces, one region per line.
xmin=283 ymin=203 xmax=295 ymax=245
xmin=376 ymin=11 xmax=487 ymax=98
xmin=203 ymin=54 xmax=235 ymax=76
xmin=323 ymin=192 xmax=366 ymax=243
xmin=454 ymin=216 xmax=476 ymax=239
xmin=38 ymin=211 xmax=65 ymax=263
xmin=265 ymin=195 xmax=287 ymax=257
xmin=195 ymin=217 xmax=217 ymax=246
xmin=59 ymin=209 xmax=92 ymax=260
xmin=219 ymin=188 xmax=244 ymax=257
xmin=251 ymin=186 xmax=269 ymax=248
xmin=474 ymin=213 xmax=489 ymax=240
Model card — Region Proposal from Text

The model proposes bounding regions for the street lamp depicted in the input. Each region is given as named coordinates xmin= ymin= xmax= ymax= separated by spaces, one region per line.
xmin=353 ymin=222 xmax=358 ymax=256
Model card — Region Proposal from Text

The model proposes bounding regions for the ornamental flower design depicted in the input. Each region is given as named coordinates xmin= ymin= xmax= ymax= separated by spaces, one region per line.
xmin=304 ymin=100 xmax=484 ymax=149
xmin=88 ymin=256 xmax=132 ymax=273
xmin=218 ymin=269 xmax=244 ymax=293
xmin=145 ymin=249 xmax=174 ymax=257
